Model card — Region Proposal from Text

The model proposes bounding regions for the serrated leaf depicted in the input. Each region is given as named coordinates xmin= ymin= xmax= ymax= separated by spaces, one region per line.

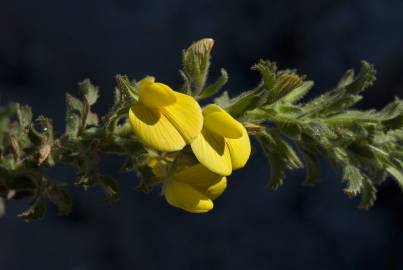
xmin=386 ymin=166 xmax=403 ymax=190
xmin=281 ymin=81 xmax=314 ymax=104
xmin=337 ymin=69 xmax=355 ymax=88
xmin=79 ymin=79 xmax=99 ymax=106
xmin=18 ymin=196 xmax=46 ymax=221
xmin=98 ymin=175 xmax=118 ymax=203
xmin=269 ymin=114 xmax=302 ymax=139
xmin=226 ymin=87 xmax=268 ymax=118
xmin=198 ymin=68 xmax=228 ymax=99
xmin=301 ymin=62 xmax=376 ymax=117
xmin=251 ymin=59 xmax=277 ymax=90
xmin=46 ymin=183 xmax=72 ymax=216
xmin=37 ymin=116 xmax=54 ymax=143
xmin=267 ymin=73 xmax=304 ymax=104
xmin=65 ymin=93 xmax=83 ymax=139
xmin=358 ymin=178 xmax=377 ymax=209
xmin=343 ymin=165 xmax=364 ymax=196
xmin=259 ymin=130 xmax=303 ymax=169
xmin=267 ymin=152 xmax=286 ymax=190
xmin=16 ymin=104 xmax=32 ymax=128
xmin=346 ymin=61 xmax=376 ymax=94
xmin=257 ymin=130 xmax=303 ymax=189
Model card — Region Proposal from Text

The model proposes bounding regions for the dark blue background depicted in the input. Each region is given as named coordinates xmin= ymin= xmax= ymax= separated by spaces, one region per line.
xmin=1 ymin=0 xmax=403 ymax=269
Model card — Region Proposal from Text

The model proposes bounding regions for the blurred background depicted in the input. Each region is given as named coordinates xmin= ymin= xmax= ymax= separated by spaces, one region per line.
xmin=1 ymin=0 xmax=403 ymax=269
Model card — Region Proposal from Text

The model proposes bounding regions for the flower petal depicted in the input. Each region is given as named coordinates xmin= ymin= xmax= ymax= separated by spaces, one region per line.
xmin=161 ymin=92 xmax=203 ymax=143
xmin=138 ymin=77 xmax=176 ymax=108
xmin=203 ymin=104 xmax=243 ymax=139
xmin=173 ymin=164 xmax=227 ymax=199
xmin=129 ymin=104 xmax=186 ymax=151
xmin=225 ymin=123 xmax=251 ymax=170
xmin=190 ymin=129 xmax=232 ymax=176
xmin=164 ymin=180 xmax=213 ymax=213
xmin=204 ymin=177 xmax=227 ymax=200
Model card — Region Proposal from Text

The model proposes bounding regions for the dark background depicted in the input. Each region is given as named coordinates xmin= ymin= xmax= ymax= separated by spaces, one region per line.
xmin=1 ymin=0 xmax=403 ymax=269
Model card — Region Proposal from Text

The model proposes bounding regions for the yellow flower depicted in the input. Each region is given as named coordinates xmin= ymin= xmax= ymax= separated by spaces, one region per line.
xmin=164 ymin=163 xmax=227 ymax=213
xmin=190 ymin=104 xmax=251 ymax=175
xmin=129 ymin=77 xmax=203 ymax=152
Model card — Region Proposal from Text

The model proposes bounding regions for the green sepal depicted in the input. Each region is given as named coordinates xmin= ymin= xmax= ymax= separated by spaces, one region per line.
xmin=198 ymin=68 xmax=228 ymax=100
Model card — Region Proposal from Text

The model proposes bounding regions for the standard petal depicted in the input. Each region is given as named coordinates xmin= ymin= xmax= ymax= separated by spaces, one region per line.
xmin=129 ymin=104 xmax=186 ymax=151
xmin=190 ymin=129 xmax=232 ymax=176
xmin=138 ymin=77 xmax=176 ymax=108
xmin=164 ymin=180 xmax=213 ymax=213
xmin=225 ymin=123 xmax=251 ymax=170
xmin=203 ymin=104 xmax=243 ymax=139
xmin=161 ymin=92 xmax=203 ymax=143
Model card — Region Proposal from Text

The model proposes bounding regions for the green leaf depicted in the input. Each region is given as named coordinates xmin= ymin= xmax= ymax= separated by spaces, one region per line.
xmin=336 ymin=69 xmax=355 ymax=88
xmin=343 ymin=165 xmax=364 ymax=196
xmin=257 ymin=130 xmax=303 ymax=189
xmin=281 ymin=81 xmax=314 ymax=104
xmin=301 ymin=61 xmax=376 ymax=117
xmin=345 ymin=61 xmax=376 ymax=94
xmin=37 ymin=116 xmax=54 ymax=143
xmin=103 ymin=75 xmax=137 ymax=131
xmin=386 ymin=166 xmax=403 ymax=190
xmin=358 ymin=178 xmax=377 ymax=210
xmin=16 ymin=103 xmax=32 ymax=128
xmin=267 ymin=73 xmax=304 ymax=104
xmin=79 ymin=79 xmax=99 ymax=106
xmin=198 ymin=68 xmax=228 ymax=99
xmin=46 ymin=183 xmax=72 ymax=216
xmin=269 ymin=113 xmax=302 ymax=140
xmin=263 ymin=130 xmax=303 ymax=169
xmin=267 ymin=152 xmax=286 ymax=190
xmin=65 ymin=93 xmax=83 ymax=139
xmin=225 ymin=87 xmax=268 ymax=118
xmin=18 ymin=196 xmax=46 ymax=221
xmin=251 ymin=59 xmax=277 ymax=90
xmin=98 ymin=175 xmax=118 ymax=203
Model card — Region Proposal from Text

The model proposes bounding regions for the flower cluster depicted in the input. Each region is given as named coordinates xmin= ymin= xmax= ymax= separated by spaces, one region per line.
xmin=129 ymin=77 xmax=251 ymax=213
